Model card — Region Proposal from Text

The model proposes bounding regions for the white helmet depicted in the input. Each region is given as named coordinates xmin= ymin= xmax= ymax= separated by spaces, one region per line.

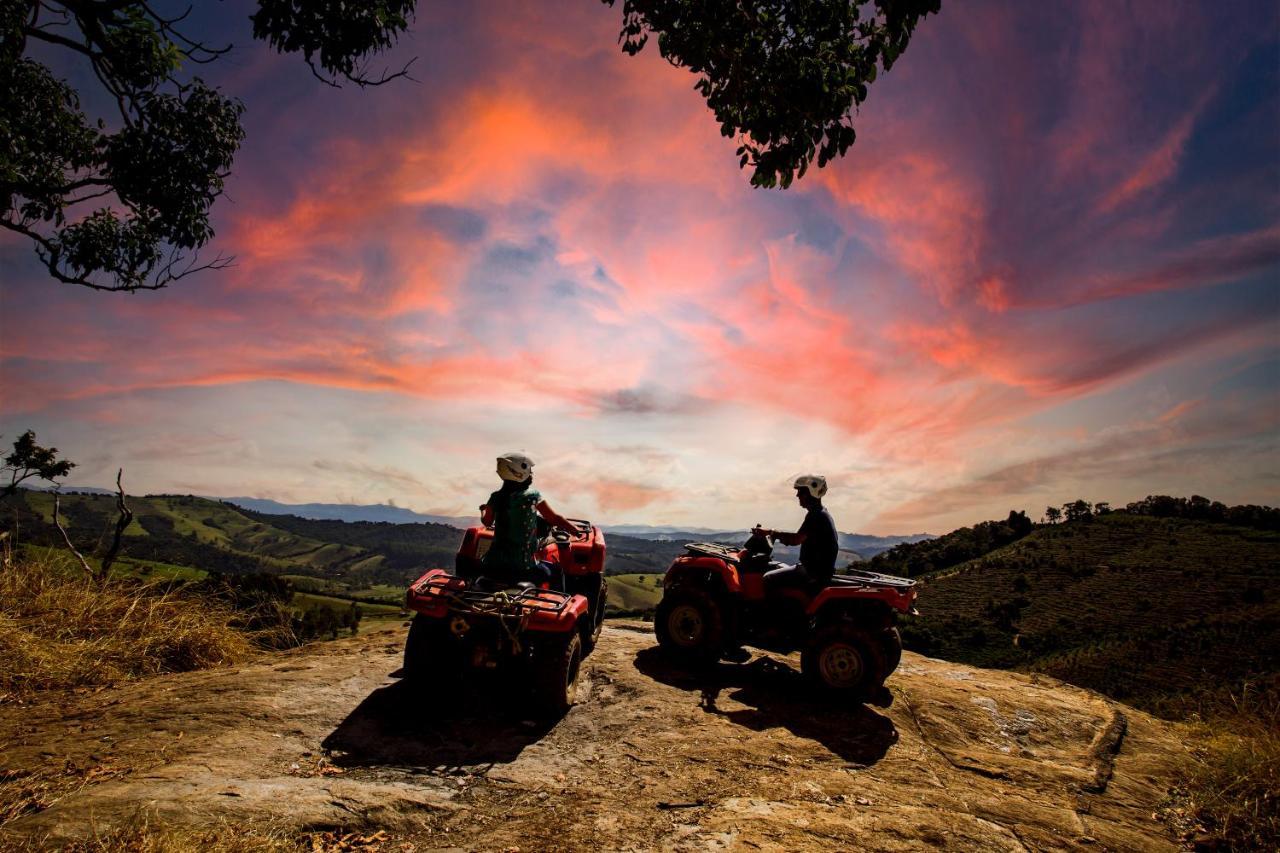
xmin=496 ymin=452 xmax=534 ymax=483
xmin=793 ymin=474 xmax=828 ymax=499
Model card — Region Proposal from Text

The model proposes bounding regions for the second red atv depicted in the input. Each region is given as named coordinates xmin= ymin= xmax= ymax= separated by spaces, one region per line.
xmin=655 ymin=529 xmax=917 ymax=705
xmin=403 ymin=519 xmax=607 ymax=715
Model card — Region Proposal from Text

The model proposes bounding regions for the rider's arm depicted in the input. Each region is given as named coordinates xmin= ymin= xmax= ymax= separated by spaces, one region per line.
xmin=481 ymin=503 xmax=495 ymax=527
xmin=773 ymin=529 xmax=807 ymax=547
xmin=755 ymin=526 xmax=805 ymax=546
xmin=537 ymin=500 xmax=581 ymax=536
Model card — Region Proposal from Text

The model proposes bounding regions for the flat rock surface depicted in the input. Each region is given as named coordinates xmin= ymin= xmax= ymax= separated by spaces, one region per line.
xmin=1 ymin=623 xmax=1188 ymax=851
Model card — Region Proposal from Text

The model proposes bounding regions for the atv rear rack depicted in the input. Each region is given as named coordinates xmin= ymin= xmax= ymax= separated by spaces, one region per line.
xmin=413 ymin=573 xmax=574 ymax=618
xmin=836 ymin=569 xmax=917 ymax=589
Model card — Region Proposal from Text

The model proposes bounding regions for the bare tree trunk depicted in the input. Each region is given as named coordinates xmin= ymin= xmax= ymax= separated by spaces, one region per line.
xmin=98 ymin=468 xmax=133 ymax=581
xmin=53 ymin=491 xmax=95 ymax=578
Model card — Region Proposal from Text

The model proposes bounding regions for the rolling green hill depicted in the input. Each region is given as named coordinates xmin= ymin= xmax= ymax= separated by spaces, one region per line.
xmin=7 ymin=490 xmax=683 ymax=606
xmin=904 ymin=512 xmax=1280 ymax=716
xmin=605 ymin=573 xmax=663 ymax=615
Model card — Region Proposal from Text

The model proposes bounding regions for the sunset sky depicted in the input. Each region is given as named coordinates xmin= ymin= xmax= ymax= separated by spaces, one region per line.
xmin=2 ymin=0 xmax=1278 ymax=534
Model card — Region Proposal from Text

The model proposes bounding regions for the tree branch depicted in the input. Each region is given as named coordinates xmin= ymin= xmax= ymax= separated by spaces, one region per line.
xmin=23 ymin=25 xmax=102 ymax=60
xmin=98 ymin=467 xmax=132 ymax=579
xmin=53 ymin=491 xmax=96 ymax=579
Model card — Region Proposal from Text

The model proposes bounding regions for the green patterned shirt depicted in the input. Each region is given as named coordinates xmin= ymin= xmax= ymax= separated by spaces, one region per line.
xmin=483 ymin=486 xmax=542 ymax=574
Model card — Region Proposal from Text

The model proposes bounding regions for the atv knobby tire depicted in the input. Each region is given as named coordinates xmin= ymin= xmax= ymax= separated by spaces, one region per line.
xmin=403 ymin=614 xmax=464 ymax=703
xmin=879 ymin=626 xmax=903 ymax=677
xmin=581 ymin=577 xmax=607 ymax=656
xmin=801 ymin=623 xmax=886 ymax=700
xmin=529 ymin=632 xmax=583 ymax=716
xmin=655 ymin=587 xmax=724 ymax=666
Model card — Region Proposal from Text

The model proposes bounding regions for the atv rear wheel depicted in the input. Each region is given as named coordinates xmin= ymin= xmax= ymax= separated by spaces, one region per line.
xmin=801 ymin=624 xmax=885 ymax=700
xmin=403 ymin=615 xmax=463 ymax=700
xmin=880 ymin=626 xmax=903 ymax=677
xmin=581 ymin=577 xmax=607 ymax=656
xmin=529 ymin=632 xmax=583 ymax=716
xmin=655 ymin=587 xmax=724 ymax=666
xmin=403 ymin=614 xmax=436 ymax=679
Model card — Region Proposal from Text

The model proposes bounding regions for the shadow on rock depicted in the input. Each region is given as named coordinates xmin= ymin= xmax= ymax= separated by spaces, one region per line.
xmin=321 ymin=677 xmax=557 ymax=772
xmin=633 ymin=646 xmax=897 ymax=766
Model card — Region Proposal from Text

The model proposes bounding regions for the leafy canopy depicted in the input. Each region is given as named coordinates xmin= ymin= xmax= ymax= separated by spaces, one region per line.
xmin=2 ymin=1 xmax=938 ymax=293
xmin=1 ymin=0 xmax=414 ymax=292
xmin=608 ymin=0 xmax=940 ymax=188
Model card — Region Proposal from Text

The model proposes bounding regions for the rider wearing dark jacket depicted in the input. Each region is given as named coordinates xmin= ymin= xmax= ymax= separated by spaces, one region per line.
xmin=758 ymin=475 xmax=838 ymax=592
xmin=480 ymin=452 xmax=579 ymax=582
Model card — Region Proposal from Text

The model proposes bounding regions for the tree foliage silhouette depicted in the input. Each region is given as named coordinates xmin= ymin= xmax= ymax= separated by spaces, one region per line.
xmin=1 ymin=0 xmax=414 ymax=292
xmin=608 ymin=0 xmax=940 ymax=188
xmin=2 ymin=430 xmax=75 ymax=497
xmin=3 ymin=0 xmax=939 ymax=292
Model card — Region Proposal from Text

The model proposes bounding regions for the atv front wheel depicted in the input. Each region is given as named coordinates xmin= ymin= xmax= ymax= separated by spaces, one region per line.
xmin=655 ymin=587 xmax=724 ymax=666
xmin=801 ymin=624 xmax=885 ymax=700
xmin=530 ymin=632 xmax=583 ymax=716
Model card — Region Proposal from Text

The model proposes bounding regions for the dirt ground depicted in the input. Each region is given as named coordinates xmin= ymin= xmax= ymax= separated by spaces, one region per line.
xmin=1 ymin=622 xmax=1188 ymax=851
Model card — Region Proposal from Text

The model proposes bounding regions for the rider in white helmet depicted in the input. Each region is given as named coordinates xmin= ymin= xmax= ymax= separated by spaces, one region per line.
xmin=480 ymin=452 xmax=581 ymax=581
xmin=754 ymin=474 xmax=840 ymax=595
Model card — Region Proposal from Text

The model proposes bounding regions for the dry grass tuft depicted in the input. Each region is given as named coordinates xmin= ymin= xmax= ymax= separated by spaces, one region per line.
xmin=0 ymin=812 xmax=404 ymax=852
xmin=1167 ymin=680 xmax=1280 ymax=851
xmin=0 ymin=812 xmax=298 ymax=852
xmin=0 ymin=552 xmax=252 ymax=697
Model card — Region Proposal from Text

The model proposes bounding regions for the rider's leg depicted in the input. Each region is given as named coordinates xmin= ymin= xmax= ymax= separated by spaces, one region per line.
xmin=763 ymin=564 xmax=810 ymax=596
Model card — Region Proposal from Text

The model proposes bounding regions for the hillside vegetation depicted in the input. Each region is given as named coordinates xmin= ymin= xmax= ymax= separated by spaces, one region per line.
xmin=905 ymin=512 xmax=1279 ymax=715
xmin=869 ymin=510 xmax=1034 ymax=577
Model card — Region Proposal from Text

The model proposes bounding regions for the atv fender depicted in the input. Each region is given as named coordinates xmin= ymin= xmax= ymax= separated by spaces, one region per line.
xmin=806 ymin=584 xmax=915 ymax=618
xmin=664 ymin=555 xmax=741 ymax=595
xmin=405 ymin=568 xmax=464 ymax=618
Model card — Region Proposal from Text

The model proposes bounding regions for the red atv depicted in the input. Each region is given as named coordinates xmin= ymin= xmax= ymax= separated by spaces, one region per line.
xmin=654 ymin=529 xmax=917 ymax=705
xmin=403 ymin=520 xmax=607 ymax=715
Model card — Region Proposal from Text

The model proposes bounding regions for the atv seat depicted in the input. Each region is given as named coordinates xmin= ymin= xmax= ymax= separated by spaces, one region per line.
xmin=472 ymin=576 xmax=539 ymax=593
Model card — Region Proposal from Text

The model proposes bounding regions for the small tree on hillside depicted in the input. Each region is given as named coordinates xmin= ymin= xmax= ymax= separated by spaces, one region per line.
xmin=1094 ymin=502 xmax=1111 ymax=516
xmin=1006 ymin=510 xmax=1033 ymax=536
xmin=1063 ymin=500 xmax=1093 ymax=523
xmin=2 ymin=430 xmax=75 ymax=497
xmin=1044 ymin=506 xmax=1062 ymax=525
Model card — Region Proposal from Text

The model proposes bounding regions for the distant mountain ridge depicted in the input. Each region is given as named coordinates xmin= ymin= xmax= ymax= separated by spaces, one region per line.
xmin=224 ymin=497 xmax=478 ymax=529
xmin=224 ymin=498 xmax=932 ymax=558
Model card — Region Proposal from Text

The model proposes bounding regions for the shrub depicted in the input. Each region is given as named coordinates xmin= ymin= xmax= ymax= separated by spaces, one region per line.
xmin=0 ymin=552 xmax=252 ymax=696
xmin=1170 ymin=682 xmax=1280 ymax=850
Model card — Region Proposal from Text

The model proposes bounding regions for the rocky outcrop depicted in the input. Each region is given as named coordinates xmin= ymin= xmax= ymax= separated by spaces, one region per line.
xmin=0 ymin=624 xmax=1187 ymax=851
